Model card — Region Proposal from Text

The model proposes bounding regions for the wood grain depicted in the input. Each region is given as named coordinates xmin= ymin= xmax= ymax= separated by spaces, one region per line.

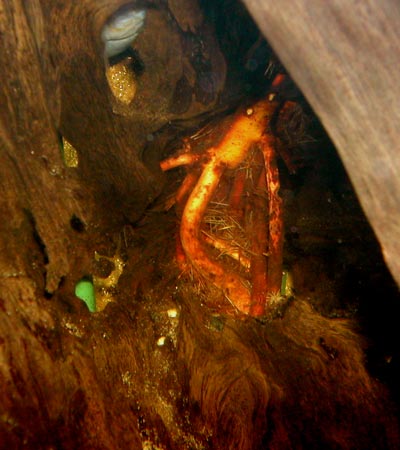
xmin=243 ymin=0 xmax=400 ymax=287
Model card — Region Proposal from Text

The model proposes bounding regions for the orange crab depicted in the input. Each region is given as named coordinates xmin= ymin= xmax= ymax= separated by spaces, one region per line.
xmin=161 ymin=76 xmax=286 ymax=316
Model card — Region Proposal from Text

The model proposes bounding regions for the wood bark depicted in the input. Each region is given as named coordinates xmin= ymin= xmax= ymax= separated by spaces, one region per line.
xmin=0 ymin=0 xmax=399 ymax=448
xmin=242 ymin=0 xmax=400 ymax=288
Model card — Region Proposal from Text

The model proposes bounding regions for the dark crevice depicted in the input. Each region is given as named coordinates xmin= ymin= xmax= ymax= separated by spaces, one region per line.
xmin=70 ymin=214 xmax=85 ymax=233
xmin=24 ymin=208 xmax=49 ymax=265
xmin=108 ymin=47 xmax=145 ymax=76
xmin=23 ymin=208 xmax=50 ymax=297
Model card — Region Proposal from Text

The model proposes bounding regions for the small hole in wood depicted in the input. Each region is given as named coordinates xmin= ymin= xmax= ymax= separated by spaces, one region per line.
xmin=70 ymin=215 xmax=85 ymax=232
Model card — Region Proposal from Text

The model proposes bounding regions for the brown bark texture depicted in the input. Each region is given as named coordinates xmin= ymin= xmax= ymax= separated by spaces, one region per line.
xmin=242 ymin=0 xmax=400 ymax=291
xmin=0 ymin=0 xmax=399 ymax=449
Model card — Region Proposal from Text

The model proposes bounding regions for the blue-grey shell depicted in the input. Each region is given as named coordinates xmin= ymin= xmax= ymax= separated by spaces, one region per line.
xmin=102 ymin=8 xmax=146 ymax=58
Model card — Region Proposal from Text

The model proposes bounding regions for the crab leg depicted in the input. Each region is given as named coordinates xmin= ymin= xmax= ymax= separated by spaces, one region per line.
xmin=160 ymin=152 xmax=199 ymax=171
xmin=261 ymin=134 xmax=284 ymax=298
xmin=202 ymin=232 xmax=251 ymax=270
xmin=180 ymin=155 xmax=252 ymax=313
xmin=248 ymin=159 xmax=270 ymax=316
xmin=228 ymin=167 xmax=246 ymax=218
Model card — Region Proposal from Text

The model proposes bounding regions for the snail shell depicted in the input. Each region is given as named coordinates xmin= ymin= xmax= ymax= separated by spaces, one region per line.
xmin=101 ymin=7 xmax=146 ymax=58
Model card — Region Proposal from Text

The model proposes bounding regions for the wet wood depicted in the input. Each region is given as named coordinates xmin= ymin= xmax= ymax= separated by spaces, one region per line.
xmin=1 ymin=0 xmax=399 ymax=448
xmin=242 ymin=0 xmax=400 ymax=289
